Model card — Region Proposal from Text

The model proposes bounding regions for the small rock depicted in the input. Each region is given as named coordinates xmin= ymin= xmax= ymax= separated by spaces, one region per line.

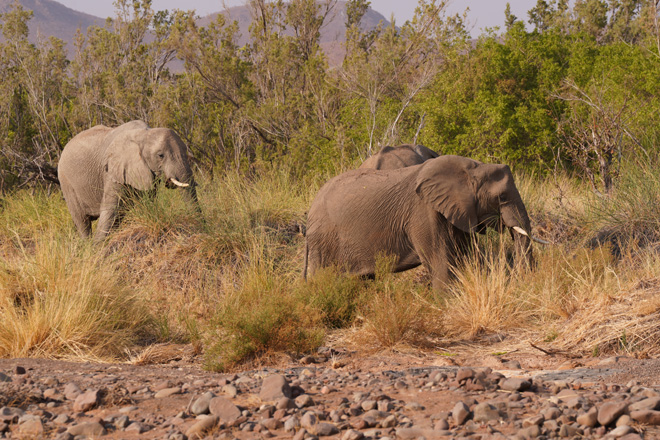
xmin=630 ymin=410 xmax=660 ymax=425
xmin=404 ymin=402 xmax=424 ymax=411
xmin=185 ymin=415 xmax=219 ymax=440
xmin=14 ymin=366 xmax=26 ymax=375
xmin=222 ymin=384 xmax=238 ymax=398
xmin=380 ymin=414 xmax=397 ymax=428
xmin=18 ymin=418 xmax=44 ymax=435
xmin=191 ymin=392 xmax=214 ymax=415
xmin=503 ymin=360 xmax=522 ymax=369
xmin=456 ymin=368 xmax=475 ymax=382
xmin=276 ymin=397 xmax=296 ymax=410
xmin=395 ymin=428 xmax=446 ymax=439
xmin=260 ymin=374 xmax=292 ymax=401
xmin=577 ymin=406 xmax=598 ymax=428
xmin=73 ymin=389 xmax=100 ymax=412
xmin=617 ymin=414 xmax=632 ymax=427
xmin=54 ymin=414 xmax=70 ymax=424
xmin=608 ymin=425 xmax=633 ymax=437
xmin=209 ymin=397 xmax=241 ymax=422
xmin=301 ymin=411 xmax=318 ymax=429
xmin=284 ymin=415 xmax=300 ymax=432
xmin=542 ymin=406 xmax=561 ymax=420
xmin=598 ymin=401 xmax=628 ymax=426
xmin=0 ymin=407 xmax=24 ymax=423
xmin=452 ymin=401 xmax=471 ymax=425
xmin=518 ymin=424 xmax=541 ymax=439
xmin=293 ymin=428 xmax=307 ymax=440
xmin=342 ymin=429 xmax=364 ymax=440
xmin=378 ymin=400 xmax=394 ymax=412
xmin=473 ymin=402 xmax=500 ymax=423
xmin=63 ymin=383 xmax=82 ymax=400
xmin=361 ymin=400 xmax=377 ymax=411
xmin=295 ymin=394 xmax=315 ymax=408
xmin=155 ymin=387 xmax=181 ymax=399
xmin=154 ymin=380 xmax=173 ymax=391
xmin=300 ymin=356 xmax=316 ymax=365
xmin=261 ymin=418 xmax=282 ymax=430
xmin=44 ymin=388 xmax=63 ymax=400
xmin=125 ymin=422 xmax=149 ymax=433
xmin=558 ymin=423 xmax=579 ymax=437
xmin=522 ymin=414 xmax=544 ymax=427
xmin=500 ymin=378 xmax=531 ymax=392
xmin=630 ymin=397 xmax=660 ymax=412
xmin=115 ymin=415 xmax=130 ymax=429
xmin=313 ymin=422 xmax=339 ymax=436
xmin=67 ymin=421 xmax=107 ymax=437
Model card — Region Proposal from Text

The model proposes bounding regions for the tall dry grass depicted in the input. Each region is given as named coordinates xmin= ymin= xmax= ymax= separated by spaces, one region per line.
xmin=0 ymin=234 xmax=152 ymax=360
xmin=2 ymin=160 xmax=660 ymax=366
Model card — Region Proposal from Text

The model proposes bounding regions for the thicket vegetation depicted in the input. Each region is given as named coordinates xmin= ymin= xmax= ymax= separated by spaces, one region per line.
xmin=2 ymin=0 xmax=660 ymax=369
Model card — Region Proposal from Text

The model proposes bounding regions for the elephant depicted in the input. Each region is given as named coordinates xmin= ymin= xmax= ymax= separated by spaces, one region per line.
xmin=58 ymin=120 xmax=198 ymax=241
xmin=359 ymin=144 xmax=439 ymax=170
xmin=304 ymin=155 xmax=545 ymax=290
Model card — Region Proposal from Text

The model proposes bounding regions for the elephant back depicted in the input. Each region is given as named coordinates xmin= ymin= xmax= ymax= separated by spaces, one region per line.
xmin=359 ymin=144 xmax=438 ymax=170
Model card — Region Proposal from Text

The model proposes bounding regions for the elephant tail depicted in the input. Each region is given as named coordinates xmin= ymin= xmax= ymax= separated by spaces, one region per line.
xmin=303 ymin=240 xmax=309 ymax=281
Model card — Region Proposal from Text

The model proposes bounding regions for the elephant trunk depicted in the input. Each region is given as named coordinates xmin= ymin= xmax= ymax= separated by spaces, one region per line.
xmin=166 ymin=161 xmax=201 ymax=213
xmin=501 ymin=200 xmax=534 ymax=269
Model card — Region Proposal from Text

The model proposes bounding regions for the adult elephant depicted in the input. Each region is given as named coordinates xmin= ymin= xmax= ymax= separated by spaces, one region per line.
xmin=58 ymin=120 xmax=198 ymax=241
xmin=304 ymin=155 xmax=544 ymax=290
xmin=359 ymin=144 xmax=439 ymax=170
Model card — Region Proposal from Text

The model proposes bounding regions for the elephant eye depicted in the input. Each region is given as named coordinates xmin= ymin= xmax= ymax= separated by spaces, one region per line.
xmin=157 ymin=152 xmax=165 ymax=159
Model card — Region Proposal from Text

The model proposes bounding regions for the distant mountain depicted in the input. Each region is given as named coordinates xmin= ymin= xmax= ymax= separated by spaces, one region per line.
xmin=0 ymin=0 xmax=389 ymax=64
xmin=198 ymin=1 xmax=390 ymax=65
xmin=0 ymin=0 xmax=102 ymax=52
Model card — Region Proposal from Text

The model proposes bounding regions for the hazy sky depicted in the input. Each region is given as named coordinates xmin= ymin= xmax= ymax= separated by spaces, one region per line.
xmin=56 ymin=0 xmax=534 ymax=34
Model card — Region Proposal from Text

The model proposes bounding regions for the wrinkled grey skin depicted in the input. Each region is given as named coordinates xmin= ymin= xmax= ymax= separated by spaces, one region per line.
xmin=304 ymin=155 xmax=533 ymax=290
xmin=58 ymin=120 xmax=198 ymax=241
xmin=359 ymin=144 xmax=439 ymax=170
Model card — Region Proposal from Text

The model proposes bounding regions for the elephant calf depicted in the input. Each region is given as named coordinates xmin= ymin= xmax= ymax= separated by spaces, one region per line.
xmin=305 ymin=155 xmax=544 ymax=291
xmin=359 ymin=144 xmax=439 ymax=170
xmin=58 ymin=120 xmax=198 ymax=241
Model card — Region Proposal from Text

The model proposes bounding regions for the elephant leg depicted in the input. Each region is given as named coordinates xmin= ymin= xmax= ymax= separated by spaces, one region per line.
xmin=304 ymin=245 xmax=322 ymax=279
xmin=427 ymin=255 xmax=451 ymax=292
xmin=62 ymin=189 xmax=92 ymax=238
xmin=94 ymin=182 xmax=122 ymax=242
xmin=411 ymin=223 xmax=458 ymax=291
xmin=70 ymin=208 xmax=92 ymax=238
xmin=73 ymin=214 xmax=93 ymax=238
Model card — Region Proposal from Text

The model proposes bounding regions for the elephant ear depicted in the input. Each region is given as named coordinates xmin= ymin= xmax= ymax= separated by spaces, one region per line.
xmin=104 ymin=131 xmax=153 ymax=191
xmin=415 ymin=155 xmax=480 ymax=233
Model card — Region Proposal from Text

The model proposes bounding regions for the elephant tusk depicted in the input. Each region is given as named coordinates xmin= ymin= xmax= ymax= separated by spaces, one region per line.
xmin=512 ymin=226 xmax=550 ymax=245
xmin=512 ymin=226 xmax=529 ymax=236
xmin=531 ymin=236 xmax=551 ymax=245
xmin=170 ymin=178 xmax=189 ymax=188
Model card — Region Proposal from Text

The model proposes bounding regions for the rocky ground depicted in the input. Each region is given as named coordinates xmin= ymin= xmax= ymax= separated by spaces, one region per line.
xmin=1 ymin=347 xmax=660 ymax=439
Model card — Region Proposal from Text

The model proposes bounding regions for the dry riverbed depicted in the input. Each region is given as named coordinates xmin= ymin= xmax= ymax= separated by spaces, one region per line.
xmin=1 ymin=347 xmax=660 ymax=439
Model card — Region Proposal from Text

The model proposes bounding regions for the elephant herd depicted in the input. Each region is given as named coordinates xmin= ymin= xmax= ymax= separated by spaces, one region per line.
xmin=58 ymin=121 xmax=545 ymax=291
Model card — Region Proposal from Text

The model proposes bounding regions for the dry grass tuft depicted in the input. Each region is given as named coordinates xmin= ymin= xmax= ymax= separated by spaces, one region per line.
xmin=352 ymin=255 xmax=444 ymax=350
xmin=204 ymin=236 xmax=324 ymax=371
xmin=0 ymin=235 xmax=153 ymax=361
xmin=129 ymin=343 xmax=200 ymax=365
xmin=551 ymin=246 xmax=660 ymax=356
xmin=442 ymin=240 xmax=532 ymax=339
